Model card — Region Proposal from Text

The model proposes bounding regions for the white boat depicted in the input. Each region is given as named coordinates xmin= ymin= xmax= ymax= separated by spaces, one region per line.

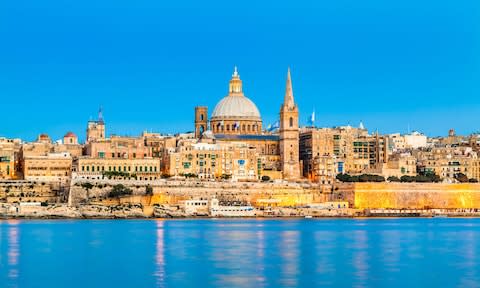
xmin=304 ymin=215 xmax=313 ymax=219
xmin=209 ymin=198 xmax=256 ymax=217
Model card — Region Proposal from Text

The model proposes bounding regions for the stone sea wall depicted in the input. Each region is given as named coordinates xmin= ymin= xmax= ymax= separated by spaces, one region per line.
xmin=352 ymin=183 xmax=480 ymax=209
xmin=68 ymin=179 xmax=328 ymax=208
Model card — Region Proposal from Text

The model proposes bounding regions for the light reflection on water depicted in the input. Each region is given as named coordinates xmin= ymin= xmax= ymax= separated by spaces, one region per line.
xmin=1 ymin=218 xmax=480 ymax=287
xmin=7 ymin=220 xmax=19 ymax=287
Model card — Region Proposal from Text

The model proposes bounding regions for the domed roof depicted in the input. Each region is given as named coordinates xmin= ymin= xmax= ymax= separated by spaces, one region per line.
xmin=211 ymin=95 xmax=261 ymax=119
xmin=38 ymin=133 xmax=50 ymax=140
xmin=211 ymin=67 xmax=261 ymax=120
xmin=64 ymin=131 xmax=77 ymax=138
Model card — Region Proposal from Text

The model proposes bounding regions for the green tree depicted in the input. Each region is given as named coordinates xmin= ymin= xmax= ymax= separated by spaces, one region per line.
xmin=221 ymin=174 xmax=232 ymax=180
xmin=400 ymin=175 xmax=415 ymax=183
xmin=81 ymin=182 xmax=94 ymax=190
xmin=108 ymin=184 xmax=133 ymax=198
xmin=387 ymin=176 xmax=401 ymax=182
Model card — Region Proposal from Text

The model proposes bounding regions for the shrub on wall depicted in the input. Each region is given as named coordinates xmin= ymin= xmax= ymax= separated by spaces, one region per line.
xmin=108 ymin=184 xmax=133 ymax=198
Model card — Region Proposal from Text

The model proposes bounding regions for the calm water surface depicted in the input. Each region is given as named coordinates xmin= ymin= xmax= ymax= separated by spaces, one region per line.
xmin=1 ymin=218 xmax=480 ymax=287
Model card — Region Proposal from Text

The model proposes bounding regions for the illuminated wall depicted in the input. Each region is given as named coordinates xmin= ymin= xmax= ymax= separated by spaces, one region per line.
xmin=353 ymin=183 xmax=480 ymax=209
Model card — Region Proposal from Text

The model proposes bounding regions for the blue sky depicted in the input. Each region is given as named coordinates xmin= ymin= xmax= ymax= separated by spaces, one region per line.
xmin=1 ymin=0 xmax=479 ymax=141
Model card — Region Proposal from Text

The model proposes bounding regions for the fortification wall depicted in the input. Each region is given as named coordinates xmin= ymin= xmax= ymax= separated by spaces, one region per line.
xmin=0 ymin=181 xmax=65 ymax=204
xmin=353 ymin=183 xmax=480 ymax=209
xmin=69 ymin=179 xmax=328 ymax=207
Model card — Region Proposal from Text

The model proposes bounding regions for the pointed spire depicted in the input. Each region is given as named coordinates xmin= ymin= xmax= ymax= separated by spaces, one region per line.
xmin=284 ymin=67 xmax=295 ymax=108
xmin=98 ymin=106 xmax=104 ymax=124
xmin=232 ymin=66 xmax=239 ymax=77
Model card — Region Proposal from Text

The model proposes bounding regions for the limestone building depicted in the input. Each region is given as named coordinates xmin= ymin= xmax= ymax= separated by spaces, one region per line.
xmin=75 ymin=157 xmax=161 ymax=180
xmin=415 ymin=146 xmax=480 ymax=182
xmin=18 ymin=133 xmax=82 ymax=179
xmin=165 ymin=140 xmax=259 ymax=181
xmin=0 ymin=137 xmax=19 ymax=179
xmin=299 ymin=128 xmax=336 ymax=182
xmin=22 ymin=152 xmax=72 ymax=182
xmin=77 ymin=113 xmax=162 ymax=180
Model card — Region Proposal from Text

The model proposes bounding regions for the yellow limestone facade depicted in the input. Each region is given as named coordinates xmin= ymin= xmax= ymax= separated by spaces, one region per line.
xmin=353 ymin=182 xmax=480 ymax=209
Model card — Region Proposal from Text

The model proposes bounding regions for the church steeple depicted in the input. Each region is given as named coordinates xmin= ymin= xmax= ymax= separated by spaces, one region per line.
xmin=283 ymin=67 xmax=295 ymax=109
xmin=279 ymin=67 xmax=300 ymax=180
xmin=98 ymin=106 xmax=104 ymax=124
xmin=229 ymin=66 xmax=243 ymax=95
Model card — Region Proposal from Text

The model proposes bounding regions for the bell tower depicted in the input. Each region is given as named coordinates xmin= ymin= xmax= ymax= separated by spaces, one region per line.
xmin=195 ymin=106 xmax=208 ymax=138
xmin=86 ymin=107 xmax=106 ymax=143
xmin=279 ymin=68 xmax=300 ymax=180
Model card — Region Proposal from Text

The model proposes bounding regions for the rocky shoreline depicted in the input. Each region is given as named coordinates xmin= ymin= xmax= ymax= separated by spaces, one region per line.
xmin=2 ymin=203 xmax=480 ymax=219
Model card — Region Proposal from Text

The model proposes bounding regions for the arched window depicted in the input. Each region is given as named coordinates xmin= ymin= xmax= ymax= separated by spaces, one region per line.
xmin=242 ymin=124 xmax=245 ymax=131
xmin=200 ymin=114 xmax=204 ymax=121
xmin=247 ymin=125 xmax=251 ymax=131
xmin=226 ymin=124 xmax=230 ymax=131
xmin=289 ymin=117 xmax=294 ymax=127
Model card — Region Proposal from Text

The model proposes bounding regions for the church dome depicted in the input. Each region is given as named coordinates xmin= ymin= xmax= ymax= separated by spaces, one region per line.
xmin=210 ymin=67 xmax=261 ymax=120
xmin=64 ymin=131 xmax=77 ymax=138
xmin=211 ymin=95 xmax=261 ymax=119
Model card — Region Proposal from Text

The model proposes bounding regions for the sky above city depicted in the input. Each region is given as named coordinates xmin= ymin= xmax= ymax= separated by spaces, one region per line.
xmin=1 ymin=0 xmax=479 ymax=141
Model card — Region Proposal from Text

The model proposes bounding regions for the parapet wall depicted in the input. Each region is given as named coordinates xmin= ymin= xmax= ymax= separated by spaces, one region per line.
xmin=352 ymin=183 xmax=480 ymax=209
